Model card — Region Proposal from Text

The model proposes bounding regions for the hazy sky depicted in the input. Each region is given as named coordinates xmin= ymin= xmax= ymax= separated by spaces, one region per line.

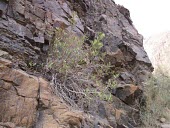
xmin=114 ymin=0 xmax=170 ymax=38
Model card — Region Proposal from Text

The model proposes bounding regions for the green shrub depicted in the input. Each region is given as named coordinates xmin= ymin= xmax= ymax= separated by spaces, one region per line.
xmin=46 ymin=28 xmax=118 ymax=107
xmin=46 ymin=28 xmax=86 ymax=73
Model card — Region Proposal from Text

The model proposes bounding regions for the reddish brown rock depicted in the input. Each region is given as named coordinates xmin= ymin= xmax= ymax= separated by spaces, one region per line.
xmin=114 ymin=84 xmax=143 ymax=105
xmin=0 ymin=59 xmax=38 ymax=127
xmin=0 ymin=58 xmax=84 ymax=128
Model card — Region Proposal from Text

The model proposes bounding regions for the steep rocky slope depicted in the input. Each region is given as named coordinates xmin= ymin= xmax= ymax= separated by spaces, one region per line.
xmin=144 ymin=31 xmax=170 ymax=76
xmin=0 ymin=0 xmax=153 ymax=127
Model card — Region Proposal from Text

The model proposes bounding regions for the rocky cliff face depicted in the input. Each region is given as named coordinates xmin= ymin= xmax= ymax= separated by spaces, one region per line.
xmin=144 ymin=32 xmax=170 ymax=76
xmin=0 ymin=0 xmax=153 ymax=128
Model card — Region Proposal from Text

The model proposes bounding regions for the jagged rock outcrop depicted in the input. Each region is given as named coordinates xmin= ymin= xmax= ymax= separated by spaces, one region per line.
xmin=144 ymin=31 xmax=170 ymax=76
xmin=0 ymin=0 xmax=153 ymax=127
xmin=0 ymin=0 xmax=152 ymax=84
xmin=0 ymin=58 xmax=142 ymax=128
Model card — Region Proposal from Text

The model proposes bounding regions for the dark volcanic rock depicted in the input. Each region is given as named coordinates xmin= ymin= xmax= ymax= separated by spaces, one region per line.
xmin=0 ymin=0 xmax=152 ymax=84
xmin=0 ymin=0 xmax=84 ymax=65
xmin=68 ymin=0 xmax=152 ymax=85
xmin=0 ymin=0 xmax=153 ymax=127
xmin=114 ymin=84 xmax=143 ymax=105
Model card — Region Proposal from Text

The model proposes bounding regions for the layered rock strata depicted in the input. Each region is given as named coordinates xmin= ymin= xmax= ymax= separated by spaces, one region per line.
xmin=0 ymin=0 xmax=153 ymax=127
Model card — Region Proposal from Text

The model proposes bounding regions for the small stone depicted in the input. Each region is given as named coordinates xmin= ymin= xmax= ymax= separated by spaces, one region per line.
xmin=160 ymin=118 xmax=166 ymax=123
xmin=0 ymin=50 xmax=8 ymax=56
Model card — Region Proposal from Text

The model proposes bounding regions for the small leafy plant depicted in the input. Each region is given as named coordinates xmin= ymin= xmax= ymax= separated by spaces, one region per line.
xmin=91 ymin=32 xmax=105 ymax=56
xmin=46 ymin=28 xmax=85 ymax=73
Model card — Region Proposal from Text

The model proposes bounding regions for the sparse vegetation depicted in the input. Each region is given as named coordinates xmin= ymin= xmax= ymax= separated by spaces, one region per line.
xmin=46 ymin=28 xmax=85 ymax=74
xmin=45 ymin=28 xmax=170 ymax=127
xmin=46 ymin=28 xmax=118 ymax=109
xmin=140 ymin=68 xmax=170 ymax=127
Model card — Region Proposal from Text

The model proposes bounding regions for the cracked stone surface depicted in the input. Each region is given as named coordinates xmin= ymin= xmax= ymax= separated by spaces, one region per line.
xmin=0 ymin=59 xmax=38 ymax=127
xmin=0 ymin=58 xmax=84 ymax=128
xmin=0 ymin=0 xmax=153 ymax=127
xmin=0 ymin=0 xmax=152 ymax=85
xmin=0 ymin=58 xmax=140 ymax=128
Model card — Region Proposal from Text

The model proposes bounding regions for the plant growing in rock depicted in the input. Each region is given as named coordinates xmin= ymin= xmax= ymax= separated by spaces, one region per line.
xmin=28 ymin=61 xmax=36 ymax=68
xmin=46 ymin=28 xmax=86 ymax=74
xmin=90 ymin=32 xmax=105 ymax=57
xmin=68 ymin=11 xmax=77 ymax=27
xmin=46 ymin=28 xmax=118 ymax=109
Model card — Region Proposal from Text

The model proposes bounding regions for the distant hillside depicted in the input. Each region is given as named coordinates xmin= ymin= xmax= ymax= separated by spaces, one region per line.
xmin=144 ymin=32 xmax=170 ymax=76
